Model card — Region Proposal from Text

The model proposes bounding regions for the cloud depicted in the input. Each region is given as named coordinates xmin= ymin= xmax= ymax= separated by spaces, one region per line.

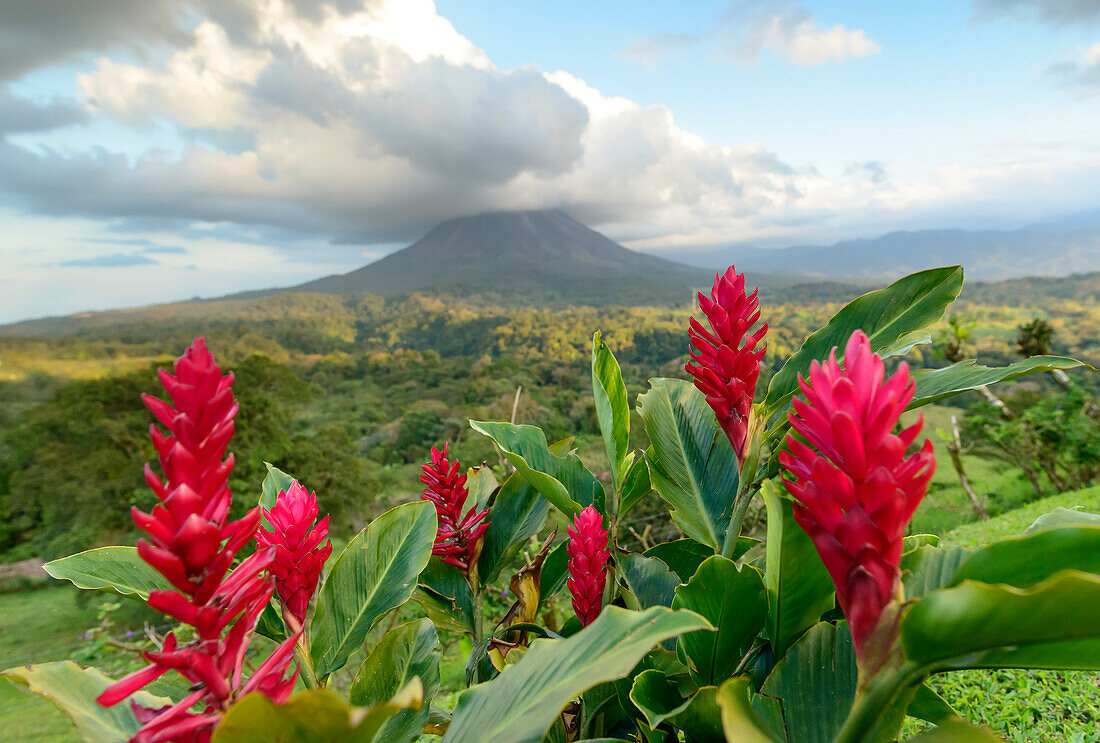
xmin=625 ymin=1 xmax=880 ymax=68
xmin=1046 ymin=41 xmax=1100 ymax=90
xmin=58 ymin=251 xmax=159 ymax=267
xmin=846 ymin=161 xmax=889 ymax=184
xmin=720 ymin=2 xmax=881 ymax=66
xmin=973 ymin=0 xmax=1100 ymax=25
xmin=621 ymin=33 xmax=700 ymax=65
xmin=0 ymin=86 xmax=88 ymax=133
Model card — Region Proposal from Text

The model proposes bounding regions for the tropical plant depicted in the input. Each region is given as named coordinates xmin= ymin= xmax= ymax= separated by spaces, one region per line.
xmin=5 ymin=265 xmax=1097 ymax=743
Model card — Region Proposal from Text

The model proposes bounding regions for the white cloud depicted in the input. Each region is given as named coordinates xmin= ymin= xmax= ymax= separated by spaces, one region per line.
xmin=1046 ymin=40 xmax=1100 ymax=90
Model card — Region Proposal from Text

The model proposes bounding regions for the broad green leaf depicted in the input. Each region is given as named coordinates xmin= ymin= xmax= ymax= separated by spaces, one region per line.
xmin=672 ymin=685 xmax=725 ymax=743
xmin=906 ymin=684 xmax=959 ymax=725
xmin=470 ymin=420 xmax=602 ymax=516
xmin=414 ymin=558 xmax=475 ymax=634
xmin=619 ymin=551 xmax=681 ymax=610
xmin=903 ymin=571 xmax=1100 ymax=671
xmin=905 ymin=719 xmax=1003 ymax=742
xmin=1026 ymin=508 xmax=1100 ymax=534
xmin=629 ymin=669 xmax=690 ymax=729
xmin=43 ymin=546 xmax=171 ymax=600
xmin=536 ymin=541 xmax=570 ymax=611
xmin=310 ymin=501 xmax=436 ymax=677
xmin=762 ymin=266 xmax=963 ymax=419
xmin=255 ymin=601 xmax=288 ymax=643
xmin=2 ymin=661 xmax=173 ymax=743
xmin=952 ymin=525 xmax=1100 ymax=589
xmin=760 ymin=622 xmax=857 ymax=743
xmin=350 ymin=619 xmax=440 ymax=743
xmin=901 ymin=546 xmax=971 ymax=600
xmin=880 ymin=330 xmax=932 ymax=359
xmin=909 ymin=356 xmax=1089 ymax=408
xmin=260 ymin=461 xmax=297 ymax=510
xmin=715 ymin=678 xmax=784 ymax=743
xmin=465 ymin=465 xmax=498 ymax=512
xmin=637 ymin=378 xmax=739 ymax=551
xmin=673 ymin=556 xmax=767 ymax=686
xmin=618 ymin=453 xmax=652 ymax=521
xmin=763 ymin=484 xmax=835 ymax=657
xmin=442 ymin=606 xmax=711 ymax=743
xmin=213 ymin=684 xmax=422 ymax=743
xmin=644 ymin=538 xmax=713 ymax=583
xmin=592 ymin=331 xmax=631 ymax=491
xmin=477 ymin=472 xmax=551 ymax=584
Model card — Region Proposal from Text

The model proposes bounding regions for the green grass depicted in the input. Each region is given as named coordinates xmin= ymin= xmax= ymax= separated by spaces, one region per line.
xmin=943 ymin=485 xmax=1100 ymax=547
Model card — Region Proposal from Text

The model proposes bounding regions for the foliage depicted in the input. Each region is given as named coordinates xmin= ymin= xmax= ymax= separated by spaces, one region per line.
xmin=4 ymin=265 xmax=1099 ymax=743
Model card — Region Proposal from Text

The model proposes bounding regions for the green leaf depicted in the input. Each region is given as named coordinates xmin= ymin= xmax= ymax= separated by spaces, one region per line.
xmin=414 ymin=557 xmax=475 ymax=634
xmin=470 ymin=420 xmax=603 ymax=517
xmin=880 ymin=330 xmax=932 ymax=359
xmin=903 ymin=571 xmax=1100 ymax=671
xmin=904 ymin=719 xmax=1003 ymax=742
xmin=901 ymin=546 xmax=971 ymax=600
xmin=618 ymin=453 xmax=652 ymax=521
xmin=637 ymin=378 xmax=740 ymax=551
xmin=763 ymin=266 xmax=963 ymax=419
xmin=465 ymin=464 xmax=499 ymax=512
xmin=213 ymin=684 xmax=423 ymax=743
xmin=43 ymin=546 xmax=171 ymax=600
xmin=619 ymin=551 xmax=681 ymax=610
xmin=672 ymin=685 xmax=725 ymax=743
xmin=260 ymin=461 xmax=297 ymax=510
xmin=629 ymin=669 xmax=690 ymax=729
xmin=673 ymin=555 xmax=767 ymax=686
xmin=350 ymin=619 xmax=440 ymax=743
xmin=763 ymin=484 xmax=835 ymax=657
xmin=906 ymin=684 xmax=959 ymax=725
xmin=1026 ymin=507 xmax=1100 ymax=533
xmin=255 ymin=601 xmax=288 ymax=643
xmin=909 ymin=356 xmax=1089 ymax=408
xmin=477 ymin=472 xmax=551 ymax=584
xmin=592 ymin=331 xmax=631 ymax=491
xmin=715 ymin=678 xmax=785 ymax=743
xmin=442 ymin=606 xmax=711 ymax=743
xmin=310 ymin=501 xmax=436 ymax=678
xmin=951 ymin=525 xmax=1100 ymax=589
xmin=536 ymin=541 xmax=570 ymax=611
xmin=1 ymin=661 xmax=173 ymax=743
xmin=643 ymin=538 xmax=713 ymax=583
xmin=760 ymin=622 xmax=857 ymax=743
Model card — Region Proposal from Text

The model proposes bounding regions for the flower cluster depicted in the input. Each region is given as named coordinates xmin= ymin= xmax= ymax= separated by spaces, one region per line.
xmin=780 ymin=331 xmax=936 ymax=661
xmin=566 ymin=505 xmax=610 ymax=627
xmin=256 ymin=481 xmax=332 ymax=624
xmin=686 ymin=266 xmax=768 ymax=465
xmin=98 ymin=339 xmax=298 ymax=743
xmin=420 ymin=444 xmax=490 ymax=575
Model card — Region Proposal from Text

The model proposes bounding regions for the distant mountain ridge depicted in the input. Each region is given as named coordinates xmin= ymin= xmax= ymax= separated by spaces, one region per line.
xmin=665 ymin=222 xmax=1100 ymax=280
xmin=232 ymin=209 xmax=714 ymax=304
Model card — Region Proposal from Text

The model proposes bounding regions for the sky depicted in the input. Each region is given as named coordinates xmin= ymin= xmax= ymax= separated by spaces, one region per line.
xmin=1 ymin=0 xmax=1099 ymax=323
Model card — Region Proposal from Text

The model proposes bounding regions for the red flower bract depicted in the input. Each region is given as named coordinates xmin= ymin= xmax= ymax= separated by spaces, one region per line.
xmin=686 ymin=266 xmax=767 ymax=465
xmin=420 ymin=444 xmax=490 ymax=574
xmin=780 ymin=330 xmax=935 ymax=661
xmin=98 ymin=338 xmax=298 ymax=743
xmin=566 ymin=505 xmax=609 ymax=627
xmin=256 ymin=481 xmax=332 ymax=624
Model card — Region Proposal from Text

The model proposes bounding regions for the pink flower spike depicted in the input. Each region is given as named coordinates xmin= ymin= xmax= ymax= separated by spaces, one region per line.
xmin=567 ymin=505 xmax=610 ymax=627
xmin=420 ymin=444 xmax=490 ymax=576
xmin=256 ymin=481 xmax=333 ymax=623
xmin=686 ymin=266 xmax=767 ymax=466
xmin=780 ymin=330 xmax=936 ymax=666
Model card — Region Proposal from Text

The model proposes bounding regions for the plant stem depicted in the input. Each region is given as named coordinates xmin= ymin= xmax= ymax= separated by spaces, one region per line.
xmin=282 ymin=608 xmax=319 ymax=689
xmin=471 ymin=584 xmax=484 ymax=646
xmin=832 ymin=663 xmax=922 ymax=743
xmin=720 ymin=482 xmax=754 ymax=558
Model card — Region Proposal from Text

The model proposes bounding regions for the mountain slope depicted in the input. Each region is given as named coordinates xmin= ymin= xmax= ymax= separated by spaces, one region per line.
xmin=268 ymin=209 xmax=713 ymax=302
xmin=667 ymin=223 xmax=1100 ymax=280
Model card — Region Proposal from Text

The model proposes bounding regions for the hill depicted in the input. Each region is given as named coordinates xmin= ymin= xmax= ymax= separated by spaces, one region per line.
xmin=232 ymin=209 xmax=715 ymax=304
xmin=669 ymin=222 xmax=1100 ymax=280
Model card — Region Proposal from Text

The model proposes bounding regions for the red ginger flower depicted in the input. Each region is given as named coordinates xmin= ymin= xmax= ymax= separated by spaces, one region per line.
xmin=567 ymin=505 xmax=610 ymax=627
xmin=420 ymin=444 xmax=490 ymax=574
xmin=98 ymin=339 xmax=298 ymax=743
xmin=780 ymin=330 xmax=935 ymax=661
xmin=256 ymin=481 xmax=332 ymax=623
xmin=686 ymin=266 xmax=768 ymax=465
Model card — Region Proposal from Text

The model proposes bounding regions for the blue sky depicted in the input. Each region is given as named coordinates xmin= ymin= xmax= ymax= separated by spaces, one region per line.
xmin=1 ymin=0 xmax=1099 ymax=322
